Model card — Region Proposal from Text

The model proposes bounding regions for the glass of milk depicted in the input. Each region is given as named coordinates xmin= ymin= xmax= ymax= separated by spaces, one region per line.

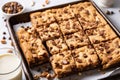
xmin=0 ymin=48 xmax=22 ymax=80
xmin=99 ymin=0 xmax=114 ymax=7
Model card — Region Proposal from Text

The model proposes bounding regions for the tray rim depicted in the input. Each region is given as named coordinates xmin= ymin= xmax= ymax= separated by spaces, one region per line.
xmin=7 ymin=0 xmax=120 ymax=80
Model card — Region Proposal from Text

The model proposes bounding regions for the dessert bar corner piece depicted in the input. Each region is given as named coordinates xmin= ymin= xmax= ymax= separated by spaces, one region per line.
xmin=86 ymin=24 xmax=117 ymax=44
xmin=64 ymin=31 xmax=90 ymax=50
xmin=17 ymin=28 xmax=49 ymax=67
xmin=72 ymin=2 xmax=107 ymax=30
xmin=50 ymin=50 xmax=75 ymax=78
xmin=94 ymin=38 xmax=120 ymax=69
xmin=70 ymin=2 xmax=92 ymax=16
xmin=72 ymin=45 xmax=99 ymax=71
xmin=36 ymin=22 xmax=61 ymax=41
xmin=59 ymin=18 xmax=82 ymax=35
xmin=46 ymin=37 xmax=68 ymax=55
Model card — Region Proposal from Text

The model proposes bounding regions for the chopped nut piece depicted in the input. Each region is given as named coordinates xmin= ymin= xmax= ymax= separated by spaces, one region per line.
xmin=62 ymin=60 xmax=69 ymax=65
xmin=11 ymin=41 xmax=14 ymax=46
xmin=46 ymin=74 xmax=51 ymax=79
xmin=78 ymin=72 xmax=82 ymax=76
xmin=31 ymin=1 xmax=35 ymax=7
xmin=21 ymin=26 xmax=24 ymax=28
xmin=45 ymin=0 xmax=49 ymax=4
xmin=42 ymin=4 xmax=45 ymax=7
xmin=34 ymin=74 xmax=39 ymax=80
xmin=1 ymin=39 xmax=6 ymax=44
xmin=51 ymin=73 xmax=56 ymax=78
xmin=105 ymin=10 xmax=111 ymax=15
xmin=40 ymin=72 xmax=49 ymax=77
xmin=7 ymin=50 xmax=13 ymax=53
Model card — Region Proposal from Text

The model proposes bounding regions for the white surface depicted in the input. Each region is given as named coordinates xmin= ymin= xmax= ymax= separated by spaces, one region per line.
xmin=0 ymin=0 xmax=120 ymax=80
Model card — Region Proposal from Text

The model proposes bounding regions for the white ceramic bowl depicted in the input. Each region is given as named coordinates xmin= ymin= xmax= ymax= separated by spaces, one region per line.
xmin=1 ymin=1 xmax=25 ymax=17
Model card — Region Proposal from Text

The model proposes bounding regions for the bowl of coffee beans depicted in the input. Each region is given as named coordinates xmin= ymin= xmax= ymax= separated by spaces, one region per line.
xmin=1 ymin=1 xmax=24 ymax=16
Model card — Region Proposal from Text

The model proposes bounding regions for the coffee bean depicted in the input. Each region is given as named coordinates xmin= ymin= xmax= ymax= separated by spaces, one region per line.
xmin=3 ymin=32 xmax=6 ymax=35
xmin=3 ymin=36 xmax=6 ymax=40
xmin=8 ymin=37 xmax=11 ymax=40
xmin=111 ymin=11 xmax=114 ymax=14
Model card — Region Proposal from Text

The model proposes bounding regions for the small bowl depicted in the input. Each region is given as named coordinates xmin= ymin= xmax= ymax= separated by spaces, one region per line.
xmin=1 ymin=1 xmax=25 ymax=17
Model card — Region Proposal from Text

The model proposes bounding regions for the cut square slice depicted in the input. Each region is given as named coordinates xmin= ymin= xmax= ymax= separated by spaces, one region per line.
xmin=37 ymin=23 xmax=61 ymax=41
xmin=53 ymin=5 xmax=75 ymax=21
xmin=64 ymin=31 xmax=90 ymax=49
xmin=71 ymin=2 xmax=107 ymax=30
xmin=50 ymin=50 xmax=75 ymax=77
xmin=59 ymin=18 xmax=82 ymax=35
xmin=86 ymin=24 xmax=117 ymax=44
xmin=46 ymin=37 xmax=68 ymax=55
xmin=72 ymin=45 xmax=99 ymax=71
xmin=94 ymin=38 xmax=120 ymax=69
xmin=17 ymin=28 xmax=49 ymax=67
xmin=30 ymin=10 xmax=56 ymax=27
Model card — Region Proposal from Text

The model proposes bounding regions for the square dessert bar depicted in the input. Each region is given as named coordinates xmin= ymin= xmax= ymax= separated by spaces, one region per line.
xmin=64 ymin=31 xmax=90 ymax=50
xmin=70 ymin=2 xmax=92 ymax=16
xmin=78 ymin=11 xmax=107 ymax=30
xmin=30 ymin=10 xmax=56 ymax=27
xmin=17 ymin=28 xmax=49 ymax=67
xmin=46 ymin=37 xmax=68 ymax=55
xmin=52 ymin=5 xmax=75 ymax=21
xmin=71 ymin=2 xmax=107 ymax=30
xmin=72 ymin=45 xmax=99 ymax=71
xmin=50 ymin=50 xmax=75 ymax=77
xmin=36 ymin=22 xmax=61 ymax=41
xmin=86 ymin=24 xmax=117 ymax=44
xmin=59 ymin=18 xmax=82 ymax=35
xmin=94 ymin=38 xmax=120 ymax=69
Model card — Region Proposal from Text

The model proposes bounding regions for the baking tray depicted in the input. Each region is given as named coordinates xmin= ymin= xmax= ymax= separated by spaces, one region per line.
xmin=7 ymin=0 xmax=120 ymax=80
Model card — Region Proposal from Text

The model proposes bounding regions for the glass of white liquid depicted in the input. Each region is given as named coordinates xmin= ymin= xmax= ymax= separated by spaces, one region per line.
xmin=0 ymin=48 xmax=22 ymax=80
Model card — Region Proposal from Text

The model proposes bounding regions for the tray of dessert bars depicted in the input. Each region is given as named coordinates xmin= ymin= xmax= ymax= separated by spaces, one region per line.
xmin=7 ymin=0 xmax=120 ymax=80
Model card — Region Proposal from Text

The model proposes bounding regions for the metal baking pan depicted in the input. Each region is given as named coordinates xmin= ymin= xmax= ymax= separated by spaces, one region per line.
xmin=7 ymin=0 xmax=120 ymax=80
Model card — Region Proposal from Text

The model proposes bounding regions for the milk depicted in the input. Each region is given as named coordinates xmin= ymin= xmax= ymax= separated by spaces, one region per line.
xmin=0 ymin=53 xmax=22 ymax=80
